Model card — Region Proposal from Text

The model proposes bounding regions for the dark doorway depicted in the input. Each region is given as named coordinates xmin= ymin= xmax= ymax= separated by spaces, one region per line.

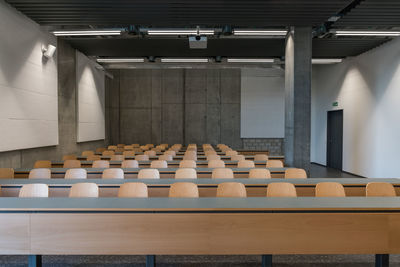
xmin=327 ymin=110 xmax=343 ymax=170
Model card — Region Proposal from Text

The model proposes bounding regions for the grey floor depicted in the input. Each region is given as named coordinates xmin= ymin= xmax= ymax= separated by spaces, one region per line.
xmin=0 ymin=164 xmax=380 ymax=266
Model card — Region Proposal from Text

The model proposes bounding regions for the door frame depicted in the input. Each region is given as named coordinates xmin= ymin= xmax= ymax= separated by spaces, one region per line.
xmin=326 ymin=109 xmax=343 ymax=170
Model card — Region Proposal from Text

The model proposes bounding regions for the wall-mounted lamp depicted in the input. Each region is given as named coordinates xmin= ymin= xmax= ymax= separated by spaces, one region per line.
xmin=42 ymin=44 xmax=56 ymax=58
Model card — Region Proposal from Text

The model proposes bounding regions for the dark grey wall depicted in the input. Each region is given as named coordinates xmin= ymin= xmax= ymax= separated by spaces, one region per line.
xmin=107 ymin=68 xmax=243 ymax=149
xmin=0 ymin=39 xmax=107 ymax=169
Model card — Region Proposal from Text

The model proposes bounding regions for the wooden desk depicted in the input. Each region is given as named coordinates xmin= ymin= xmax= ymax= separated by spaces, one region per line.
xmin=0 ymin=197 xmax=398 ymax=267
xmin=51 ymin=160 xmax=275 ymax=168
xmin=2 ymin=178 xmax=400 ymax=197
xmin=13 ymin=168 xmax=287 ymax=179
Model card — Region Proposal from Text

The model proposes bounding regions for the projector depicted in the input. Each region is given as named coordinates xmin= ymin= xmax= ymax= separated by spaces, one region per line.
xmin=189 ymin=36 xmax=207 ymax=49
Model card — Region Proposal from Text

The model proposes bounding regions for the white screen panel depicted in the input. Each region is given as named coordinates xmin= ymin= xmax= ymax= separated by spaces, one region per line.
xmin=0 ymin=1 xmax=58 ymax=152
xmin=240 ymin=68 xmax=285 ymax=138
xmin=76 ymin=51 xmax=105 ymax=142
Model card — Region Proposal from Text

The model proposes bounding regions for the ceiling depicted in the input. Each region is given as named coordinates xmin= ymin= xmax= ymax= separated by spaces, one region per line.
xmin=5 ymin=0 xmax=399 ymax=59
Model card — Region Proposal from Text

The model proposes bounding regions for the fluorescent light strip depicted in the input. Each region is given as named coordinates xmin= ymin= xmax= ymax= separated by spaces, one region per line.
xmin=233 ymin=30 xmax=287 ymax=36
xmin=161 ymin=58 xmax=209 ymax=63
xmin=333 ymin=30 xmax=400 ymax=36
xmin=312 ymin=59 xmax=343 ymax=64
xmin=53 ymin=30 xmax=122 ymax=36
xmin=227 ymin=58 xmax=275 ymax=63
xmin=148 ymin=29 xmax=214 ymax=35
xmin=97 ymin=58 xmax=144 ymax=63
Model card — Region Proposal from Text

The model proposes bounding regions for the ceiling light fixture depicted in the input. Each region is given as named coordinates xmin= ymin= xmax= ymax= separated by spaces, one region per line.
xmin=233 ymin=29 xmax=287 ymax=36
xmin=147 ymin=29 xmax=214 ymax=35
xmin=96 ymin=58 xmax=144 ymax=63
xmin=53 ymin=30 xmax=122 ymax=36
xmin=312 ymin=58 xmax=343 ymax=64
xmin=161 ymin=58 xmax=209 ymax=63
xmin=227 ymin=58 xmax=275 ymax=63
xmin=332 ymin=30 xmax=400 ymax=36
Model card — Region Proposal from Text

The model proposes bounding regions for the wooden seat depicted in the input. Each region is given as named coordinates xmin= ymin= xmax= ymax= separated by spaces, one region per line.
xmin=0 ymin=168 xmax=14 ymax=179
xmin=266 ymin=160 xmax=284 ymax=168
xmin=146 ymin=144 xmax=155 ymax=148
xmin=124 ymin=145 xmax=134 ymax=150
xmin=132 ymin=148 xmax=143 ymax=153
xmin=138 ymin=169 xmax=160 ymax=179
xmin=110 ymin=155 xmax=125 ymax=161
xmin=33 ymin=160 xmax=51 ymax=169
xmin=62 ymin=155 xmax=77 ymax=161
xmin=217 ymin=182 xmax=247 ymax=198
xmin=102 ymin=168 xmax=124 ymax=179
xmin=81 ymin=150 xmax=95 ymax=157
xmin=144 ymin=150 xmax=156 ymax=157
xmin=150 ymin=160 xmax=168 ymax=168
xmin=207 ymin=154 xmax=221 ymax=161
xmin=102 ymin=150 xmax=115 ymax=156
xmin=315 ymin=182 xmax=346 ymax=197
xmin=169 ymin=182 xmax=199 ymax=198
xmin=205 ymin=150 xmax=217 ymax=156
xmin=285 ymin=168 xmax=307 ymax=179
xmin=123 ymin=151 xmax=135 ymax=157
xmin=95 ymin=148 xmax=107 ymax=154
xmin=179 ymin=160 xmax=197 ymax=168
xmin=231 ymin=155 xmax=246 ymax=161
xmin=212 ymin=168 xmax=234 ymax=179
xmin=225 ymin=150 xmax=238 ymax=156
xmin=132 ymin=144 xmax=140 ymax=148
xmin=69 ymin=183 xmax=99 ymax=198
xmin=237 ymin=160 xmax=255 ymax=168
xmin=121 ymin=160 xmax=139 ymax=168
xmin=92 ymin=160 xmax=110 ymax=168
xmin=65 ymin=168 xmax=87 ymax=179
xmin=165 ymin=150 xmax=176 ymax=156
xmin=29 ymin=168 xmax=51 ymax=179
xmin=108 ymin=145 xmax=117 ymax=150
xmin=19 ymin=184 xmax=48 ymax=198
xmin=208 ymin=160 xmax=225 ymax=168
xmin=248 ymin=168 xmax=271 ymax=179
xmin=87 ymin=155 xmax=101 ymax=161
xmin=175 ymin=168 xmax=197 ymax=179
xmin=136 ymin=155 xmax=149 ymax=161
xmin=159 ymin=154 xmax=173 ymax=161
xmin=63 ymin=160 xmax=81 ymax=169
xmin=183 ymin=154 xmax=197 ymax=161
xmin=115 ymin=148 xmax=124 ymax=153
xmin=366 ymin=182 xmax=396 ymax=197
xmin=118 ymin=183 xmax=148 ymax=198
xmin=254 ymin=154 xmax=269 ymax=161
xmin=267 ymin=182 xmax=297 ymax=197
xmin=117 ymin=144 xmax=125 ymax=148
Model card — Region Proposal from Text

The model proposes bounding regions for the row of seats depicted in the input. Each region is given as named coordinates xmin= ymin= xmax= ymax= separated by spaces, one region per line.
xmin=25 ymin=168 xmax=306 ymax=179
xmin=16 ymin=181 xmax=397 ymax=198
xmin=34 ymin=159 xmax=284 ymax=169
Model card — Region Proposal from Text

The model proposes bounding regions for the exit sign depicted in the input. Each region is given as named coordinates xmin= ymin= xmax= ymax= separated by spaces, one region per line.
xmin=332 ymin=102 xmax=339 ymax=107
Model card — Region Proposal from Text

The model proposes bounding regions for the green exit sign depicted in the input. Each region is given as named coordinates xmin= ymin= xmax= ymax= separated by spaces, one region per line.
xmin=332 ymin=102 xmax=339 ymax=107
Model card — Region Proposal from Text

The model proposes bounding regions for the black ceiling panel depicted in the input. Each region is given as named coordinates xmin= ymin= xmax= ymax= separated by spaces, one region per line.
xmin=333 ymin=0 xmax=400 ymax=28
xmin=66 ymin=37 xmax=389 ymax=58
xmin=5 ymin=0 xmax=353 ymax=27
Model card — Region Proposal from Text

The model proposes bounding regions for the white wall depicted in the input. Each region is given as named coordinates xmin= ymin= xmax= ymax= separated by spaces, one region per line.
xmin=76 ymin=51 xmax=105 ymax=142
xmin=241 ymin=68 xmax=285 ymax=138
xmin=0 ymin=0 xmax=58 ymax=152
xmin=311 ymin=37 xmax=400 ymax=178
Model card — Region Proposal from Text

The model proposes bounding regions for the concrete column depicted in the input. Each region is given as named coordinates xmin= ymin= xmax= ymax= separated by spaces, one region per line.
xmin=284 ymin=26 xmax=312 ymax=172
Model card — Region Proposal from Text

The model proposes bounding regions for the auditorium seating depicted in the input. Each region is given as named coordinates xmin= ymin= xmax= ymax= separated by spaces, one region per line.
xmin=121 ymin=160 xmax=139 ymax=168
xmin=65 ymin=168 xmax=87 ymax=179
xmin=249 ymin=168 xmax=271 ymax=179
xmin=212 ymin=168 xmax=234 ymax=179
xmin=29 ymin=168 xmax=51 ymax=179
xmin=0 ymin=168 xmax=14 ymax=178
xmin=366 ymin=182 xmax=396 ymax=197
xmin=69 ymin=183 xmax=99 ymax=197
xmin=266 ymin=160 xmax=284 ymax=168
xmin=63 ymin=160 xmax=81 ymax=168
xmin=19 ymin=184 xmax=49 ymax=198
xmin=34 ymin=160 xmax=52 ymax=168
xmin=315 ymin=182 xmax=346 ymax=197
xmin=216 ymin=182 xmax=247 ymax=197
xmin=138 ymin=169 xmax=160 ymax=179
xmin=92 ymin=160 xmax=110 ymax=168
xmin=102 ymin=168 xmax=124 ymax=179
xmin=267 ymin=182 xmax=297 ymax=197
xmin=118 ymin=182 xmax=148 ymax=197
xmin=285 ymin=168 xmax=307 ymax=179
xmin=175 ymin=168 xmax=197 ymax=179
xmin=179 ymin=160 xmax=196 ymax=168
xmin=169 ymin=182 xmax=199 ymax=198
xmin=208 ymin=160 xmax=225 ymax=168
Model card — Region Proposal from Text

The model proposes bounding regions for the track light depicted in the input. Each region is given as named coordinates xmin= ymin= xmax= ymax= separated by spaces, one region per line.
xmin=42 ymin=44 xmax=56 ymax=58
xmin=96 ymin=58 xmax=144 ymax=63
xmin=147 ymin=29 xmax=214 ymax=35
xmin=227 ymin=58 xmax=275 ymax=63
xmin=332 ymin=30 xmax=400 ymax=36
xmin=53 ymin=30 xmax=122 ymax=36
xmin=161 ymin=58 xmax=209 ymax=63
xmin=312 ymin=59 xmax=343 ymax=64
xmin=233 ymin=29 xmax=287 ymax=36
